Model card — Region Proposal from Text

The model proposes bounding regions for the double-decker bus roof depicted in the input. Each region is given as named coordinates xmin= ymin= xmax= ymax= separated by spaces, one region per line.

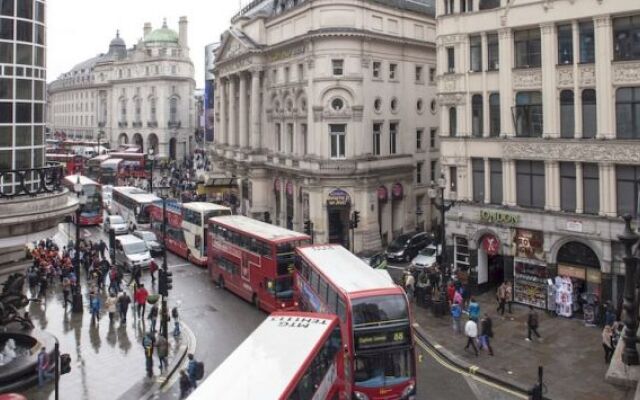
xmin=101 ymin=158 xmax=123 ymax=168
xmin=63 ymin=174 xmax=99 ymax=186
xmin=88 ymin=154 xmax=110 ymax=163
xmin=112 ymin=187 xmax=160 ymax=203
xmin=189 ymin=312 xmax=337 ymax=400
xmin=209 ymin=215 xmax=309 ymax=243
xmin=182 ymin=202 xmax=230 ymax=213
xmin=297 ymin=244 xmax=397 ymax=294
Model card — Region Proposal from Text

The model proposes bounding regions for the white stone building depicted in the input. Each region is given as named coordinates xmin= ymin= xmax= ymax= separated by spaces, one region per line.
xmin=436 ymin=0 xmax=640 ymax=308
xmin=212 ymin=0 xmax=438 ymax=252
xmin=47 ymin=18 xmax=196 ymax=159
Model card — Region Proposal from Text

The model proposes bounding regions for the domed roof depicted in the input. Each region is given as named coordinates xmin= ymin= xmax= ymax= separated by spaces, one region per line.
xmin=144 ymin=19 xmax=179 ymax=44
xmin=110 ymin=30 xmax=126 ymax=48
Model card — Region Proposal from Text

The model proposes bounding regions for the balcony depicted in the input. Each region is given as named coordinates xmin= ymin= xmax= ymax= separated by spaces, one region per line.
xmin=147 ymin=121 xmax=158 ymax=128
xmin=132 ymin=121 xmax=143 ymax=128
xmin=118 ymin=121 xmax=128 ymax=128
xmin=168 ymin=121 xmax=181 ymax=129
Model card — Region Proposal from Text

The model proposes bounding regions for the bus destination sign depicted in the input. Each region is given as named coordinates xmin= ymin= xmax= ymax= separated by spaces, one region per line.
xmin=355 ymin=327 xmax=410 ymax=351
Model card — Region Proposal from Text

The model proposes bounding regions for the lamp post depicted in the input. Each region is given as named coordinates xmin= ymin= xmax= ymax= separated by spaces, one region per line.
xmin=428 ymin=175 xmax=455 ymax=272
xmin=147 ymin=148 xmax=155 ymax=194
xmin=156 ymin=183 xmax=172 ymax=338
xmin=97 ymin=131 xmax=105 ymax=156
xmin=618 ymin=214 xmax=640 ymax=365
xmin=72 ymin=176 xmax=87 ymax=313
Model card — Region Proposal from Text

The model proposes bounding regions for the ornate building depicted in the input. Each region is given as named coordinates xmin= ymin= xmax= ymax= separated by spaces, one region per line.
xmin=47 ymin=18 xmax=196 ymax=159
xmin=436 ymin=0 xmax=640 ymax=307
xmin=212 ymin=0 xmax=438 ymax=252
xmin=0 ymin=0 xmax=77 ymax=268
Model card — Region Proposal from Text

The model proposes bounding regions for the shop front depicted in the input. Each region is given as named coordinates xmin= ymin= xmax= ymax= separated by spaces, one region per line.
xmin=476 ymin=233 xmax=504 ymax=293
xmin=327 ymin=188 xmax=351 ymax=248
xmin=512 ymin=228 xmax=548 ymax=309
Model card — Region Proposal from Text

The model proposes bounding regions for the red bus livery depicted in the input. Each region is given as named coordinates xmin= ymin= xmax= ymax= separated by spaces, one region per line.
xmin=295 ymin=244 xmax=416 ymax=400
xmin=189 ymin=312 xmax=346 ymax=400
xmin=62 ymin=175 xmax=103 ymax=226
xmin=207 ymin=215 xmax=311 ymax=312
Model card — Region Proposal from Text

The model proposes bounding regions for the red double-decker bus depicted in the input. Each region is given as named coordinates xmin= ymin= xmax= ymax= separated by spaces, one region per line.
xmin=47 ymin=154 xmax=84 ymax=175
xmin=207 ymin=215 xmax=311 ymax=312
xmin=105 ymin=152 xmax=147 ymax=180
xmin=295 ymin=244 xmax=417 ymax=400
xmin=62 ymin=175 xmax=103 ymax=226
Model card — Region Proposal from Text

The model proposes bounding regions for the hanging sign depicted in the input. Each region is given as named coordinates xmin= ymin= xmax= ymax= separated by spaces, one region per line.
xmin=327 ymin=188 xmax=351 ymax=207
xmin=377 ymin=186 xmax=388 ymax=202
xmin=274 ymin=178 xmax=281 ymax=193
xmin=392 ymin=183 xmax=403 ymax=200
xmin=481 ymin=234 xmax=500 ymax=256
xmin=286 ymin=181 xmax=294 ymax=197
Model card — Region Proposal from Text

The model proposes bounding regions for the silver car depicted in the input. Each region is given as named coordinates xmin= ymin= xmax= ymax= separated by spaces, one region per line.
xmin=104 ymin=215 xmax=128 ymax=235
xmin=410 ymin=244 xmax=441 ymax=270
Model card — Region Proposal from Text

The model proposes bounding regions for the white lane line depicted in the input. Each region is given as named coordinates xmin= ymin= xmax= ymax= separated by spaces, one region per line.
xmin=168 ymin=263 xmax=194 ymax=269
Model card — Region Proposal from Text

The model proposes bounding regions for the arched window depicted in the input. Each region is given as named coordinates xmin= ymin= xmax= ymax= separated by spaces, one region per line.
xmin=489 ymin=93 xmax=500 ymax=136
xmin=472 ymin=94 xmax=483 ymax=137
xmin=134 ymin=98 xmax=142 ymax=123
xmin=515 ymin=91 xmax=542 ymax=137
xmin=582 ymin=89 xmax=597 ymax=138
xmin=449 ymin=107 xmax=457 ymax=137
xmin=557 ymin=241 xmax=599 ymax=269
xmin=150 ymin=98 xmax=157 ymax=122
xmin=169 ymin=97 xmax=178 ymax=123
xmin=120 ymin=99 xmax=126 ymax=122
xmin=560 ymin=90 xmax=575 ymax=138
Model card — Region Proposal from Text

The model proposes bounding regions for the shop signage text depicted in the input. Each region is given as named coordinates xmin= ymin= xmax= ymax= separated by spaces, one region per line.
xmin=326 ymin=188 xmax=351 ymax=207
xmin=514 ymin=229 xmax=544 ymax=261
xmin=479 ymin=210 xmax=520 ymax=225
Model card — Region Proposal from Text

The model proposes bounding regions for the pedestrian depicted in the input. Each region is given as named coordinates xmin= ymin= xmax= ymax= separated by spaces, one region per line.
xmin=118 ymin=291 xmax=131 ymax=323
xmin=464 ymin=318 xmax=479 ymax=356
xmin=451 ymin=301 xmax=462 ymax=334
xmin=143 ymin=332 xmax=155 ymax=378
xmin=404 ymin=271 xmax=415 ymax=300
xmin=99 ymin=239 xmax=106 ymax=260
xmin=90 ymin=292 xmax=101 ymax=325
xmin=526 ymin=306 xmax=541 ymax=341
xmin=468 ymin=297 xmax=480 ymax=321
xmin=172 ymin=306 xmax=181 ymax=337
xmin=505 ymin=281 xmax=513 ymax=313
xmin=105 ymin=292 xmax=117 ymax=323
xmin=187 ymin=353 xmax=202 ymax=388
xmin=478 ymin=313 xmax=494 ymax=356
xmin=38 ymin=273 xmax=48 ymax=299
xmin=496 ymin=282 xmax=507 ymax=316
xmin=135 ymin=284 xmax=149 ymax=319
xmin=179 ymin=370 xmax=193 ymax=399
xmin=602 ymin=325 xmax=614 ymax=363
xmin=156 ymin=334 xmax=169 ymax=373
xmin=148 ymin=303 xmax=159 ymax=333
xmin=149 ymin=259 xmax=158 ymax=284
xmin=37 ymin=346 xmax=53 ymax=387
xmin=62 ymin=276 xmax=71 ymax=309
xmin=129 ymin=264 xmax=142 ymax=287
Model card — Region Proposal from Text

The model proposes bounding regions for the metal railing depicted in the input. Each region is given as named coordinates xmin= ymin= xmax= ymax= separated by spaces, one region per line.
xmin=0 ymin=164 xmax=64 ymax=199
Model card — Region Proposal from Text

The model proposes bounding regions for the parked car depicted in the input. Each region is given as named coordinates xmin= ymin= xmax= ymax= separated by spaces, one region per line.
xmin=103 ymin=215 xmax=128 ymax=235
xmin=114 ymin=234 xmax=153 ymax=271
xmin=410 ymin=244 xmax=442 ymax=270
xmin=386 ymin=231 xmax=432 ymax=263
xmin=357 ymin=250 xmax=388 ymax=269
xmin=132 ymin=230 xmax=163 ymax=257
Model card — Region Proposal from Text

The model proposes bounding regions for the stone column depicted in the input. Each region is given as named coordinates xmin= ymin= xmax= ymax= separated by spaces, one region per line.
xmin=607 ymin=163 xmax=617 ymax=217
xmin=575 ymin=162 xmax=584 ymax=214
xmin=598 ymin=162 xmax=609 ymax=216
xmin=498 ymin=28 xmax=514 ymax=137
xmin=483 ymin=158 xmax=491 ymax=204
xmin=239 ymin=72 xmax=249 ymax=149
xmin=594 ymin=15 xmax=614 ymax=139
xmin=541 ymin=23 xmax=558 ymax=138
xmin=250 ymin=68 xmax=261 ymax=150
xmin=218 ymin=78 xmax=227 ymax=146
xmin=228 ymin=75 xmax=237 ymax=148
xmin=572 ymin=21 xmax=583 ymax=138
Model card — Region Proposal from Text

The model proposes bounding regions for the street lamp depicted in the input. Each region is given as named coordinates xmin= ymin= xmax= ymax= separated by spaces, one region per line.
xmin=428 ymin=175 xmax=455 ymax=272
xmin=156 ymin=182 xmax=172 ymax=338
xmin=147 ymin=148 xmax=155 ymax=194
xmin=73 ymin=176 xmax=87 ymax=313
xmin=97 ymin=131 xmax=105 ymax=155
xmin=618 ymin=214 xmax=640 ymax=365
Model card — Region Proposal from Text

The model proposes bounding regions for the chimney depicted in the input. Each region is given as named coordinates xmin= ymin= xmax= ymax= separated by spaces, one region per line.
xmin=179 ymin=16 xmax=188 ymax=49
xmin=143 ymin=22 xmax=152 ymax=37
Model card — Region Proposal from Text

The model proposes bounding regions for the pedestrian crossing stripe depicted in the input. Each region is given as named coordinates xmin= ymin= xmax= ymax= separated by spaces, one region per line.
xmin=469 ymin=365 xmax=479 ymax=374
xmin=433 ymin=344 xmax=442 ymax=349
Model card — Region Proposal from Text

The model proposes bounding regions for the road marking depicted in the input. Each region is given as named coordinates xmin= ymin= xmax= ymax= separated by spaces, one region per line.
xmin=413 ymin=335 xmax=528 ymax=399
xmin=469 ymin=365 xmax=479 ymax=374
xmin=169 ymin=263 xmax=194 ymax=269
xmin=433 ymin=344 xmax=443 ymax=349
xmin=160 ymin=322 xmax=197 ymax=393
xmin=387 ymin=265 xmax=405 ymax=271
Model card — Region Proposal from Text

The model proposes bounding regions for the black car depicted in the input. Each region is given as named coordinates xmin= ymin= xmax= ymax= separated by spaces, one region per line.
xmin=386 ymin=231 xmax=432 ymax=263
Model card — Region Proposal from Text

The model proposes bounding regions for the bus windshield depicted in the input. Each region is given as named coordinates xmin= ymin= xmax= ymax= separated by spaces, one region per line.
xmin=354 ymin=348 xmax=412 ymax=388
xmin=137 ymin=205 xmax=151 ymax=224
xmin=83 ymin=186 xmax=102 ymax=214
xmin=267 ymin=275 xmax=294 ymax=300
xmin=352 ymin=295 xmax=409 ymax=326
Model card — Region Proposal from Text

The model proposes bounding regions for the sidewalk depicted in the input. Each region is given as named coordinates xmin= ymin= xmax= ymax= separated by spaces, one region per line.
xmin=13 ymin=234 xmax=190 ymax=400
xmin=413 ymin=290 xmax=633 ymax=400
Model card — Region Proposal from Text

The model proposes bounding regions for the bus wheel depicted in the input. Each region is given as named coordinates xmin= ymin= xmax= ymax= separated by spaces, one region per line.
xmin=217 ymin=275 xmax=224 ymax=289
xmin=252 ymin=294 xmax=260 ymax=310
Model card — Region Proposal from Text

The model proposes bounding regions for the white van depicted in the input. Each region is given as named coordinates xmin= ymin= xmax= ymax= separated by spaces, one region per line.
xmin=114 ymin=235 xmax=153 ymax=271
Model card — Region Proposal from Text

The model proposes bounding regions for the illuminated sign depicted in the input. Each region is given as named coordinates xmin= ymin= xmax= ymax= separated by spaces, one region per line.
xmin=355 ymin=327 xmax=410 ymax=351
xmin=479 ymin=210 xmax=520 ymax=225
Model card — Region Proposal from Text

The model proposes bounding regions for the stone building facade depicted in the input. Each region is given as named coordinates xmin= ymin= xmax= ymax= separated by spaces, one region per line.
xmin=212 ymin=0 xmax=438 ymax=252
xmin=436 ymin=0 xmax=640 ymax=308
xmin=47 ymin=18 xmax=196 ymax=160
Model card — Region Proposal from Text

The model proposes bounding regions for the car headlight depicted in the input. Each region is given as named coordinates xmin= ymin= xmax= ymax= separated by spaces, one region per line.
xmin=353 ymin=392 xmax=369 ymax=400
xmin=402 ymin=383 xmax=416 ymax=399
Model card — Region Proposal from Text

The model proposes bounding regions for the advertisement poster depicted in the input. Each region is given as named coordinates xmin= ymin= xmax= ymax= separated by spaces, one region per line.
xmin=513 ymin=229 xmax=545 ymax=261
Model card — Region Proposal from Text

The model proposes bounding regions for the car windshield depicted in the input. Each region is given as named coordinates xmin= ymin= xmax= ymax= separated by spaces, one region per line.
xmin=419 ymin=247 xmax=437 ymax=257
xmin=352 ymin=295 xmax=409 ymax=326
xmin=389 ymin=235 xmax=411 ymax=249
xmin=111 ymin=216 xmax=125 ymax=224
xmin=124 ymin=241 xmax=147 ymax=254
xmin=354 ymin=348 xmax=413 ymax=388
xmin=138 ymin=232 xmax=157 ymax=241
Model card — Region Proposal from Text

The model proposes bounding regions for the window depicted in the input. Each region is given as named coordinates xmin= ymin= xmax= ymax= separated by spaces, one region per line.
xmin=330 ymin=124 xmax=346 ymax=159
xmin=276 ymin=123 xmax=282 ymax=152
xmin=616 ymin=87 xmax=640 ymax=139
xmin=1 ymin=0 xmax=13 ymax=16
xmin=429 ymin=67 xmax=436 ymax=83
xmin=135 ymin=98 xmax=142 ymax=123
xmin=446 ymin=47 xmax=455 ymax=73
xmin=614 ymin=15 xmax=640 ymax=61
xmin=472 ymin=158 xmax=485 ymax=203
xmin=449 ymin=107 xmax=457 ymax=136
xmin=444 ymin=0 xmax=454 ymax=15
xmin=514 ymin=91 xmax=543 ymax=137
xmin=17 ymin=20 xmax=31 ymax=42
xmin=560 ymin=162 xmax=576 ymax=212
xmin=489 ymin=93 xmax=500 ymax=136
xmin=617 ymin=165 xmax=640 ymax=217
xmin=582 ymin=89 xmax=597 ymax=138
xmin=470 ymin=36 xmax=482 ymax=72
xmin=389 ymin=122 xmax=398 ymax=154
xmin=479 ymin=0 xmax=500 ymax=10
xmin=472 ymin=94 xmax=483 ymax=137
xmin=516 ymin=160 xmax=545 ymax=209
xmin=557 ymin=24 xmax=573 ymax=64
xmin=490 ymin=159 xmax=502 ymax=204
xmin=460 ymin=0 xmax=472 ymax=12
xmin=417 ymin=162 xmax=424 ymax=184
xmin=372 ymin=123 xmax=381 ymax=155
xmin=487 ymin=33 xmax=499 ymax=71
xmin=579 ymin=21 xmax=595 ymax=63
xmin=415 ymin=65 xmax=423 ymax=82
xmin=301 ymin=123 xmax=308 ymax=155
xmin=298 ymin=63 xmax=304 ymax=81
xmin=284 ymin=66 xmax=290 ymax=82
xmin=390 ymin=98 xmax=398 ymax=112
xmin=287 ymin=123 xmax=294 ymax=153
xmin=150 ymin=98 xmax=157 ymax=122
xmin=169 ymin=97 xmax=178 ymax=123
xmin=372 ymin=61 xmax=381 ymax=78
xmin=449 ymin=167 xmax=457 ymax=192
xmin=416 ymin=129 xmax=423 ymax=150
xmin=331 ymin=59 xmax=343 ymax=76
xmin=514 ymin=28 xmax=541 ymax=68
xmin=560 ymin=90 xmax=575 ymax=138
xmin=417 ymin=98 xmax=424 ymax=113
xmin=431 ymin=161 xmax=437 ymax=183
xmin=373 ymin=98 xmax=382 ymax=112
xmin=120 ymin=99 xmax=126 ymax=122
xmin=389 ymin=63 xmax=397 ymax=80
xmin=583 ymin=163 xmax=599 ymax=215
xmin=430 ymin=128 xmax=437 ymax=148
xmin=331 ymin=98 xmax=344 ymax=111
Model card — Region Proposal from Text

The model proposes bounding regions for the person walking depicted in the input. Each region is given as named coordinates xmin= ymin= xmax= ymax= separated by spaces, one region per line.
xmin=62 ymin=276 xmax=72 ymax=309
xmin=187 ymin=353 xmax=201 ymax=388
xmin=135 ymin=284 xmax=149 ymax=319
xmin=404 ymin=271 xmax=415 ymax=300
xmin=143 ymin=332 xmax=155 ymax=378
xmin=496 ymin=282 xmax=507 ymax=316
xmin=98 ymin=239 xmax=106 ymax=260
xmin=451 ymin=301 xmax=462 ymax=334
xmin=105 ymin=292 xmax=117 ymax=323
xmin=505 ymin=281 xmax=513 ymax=313
xmin=129 ymin=264 xmax=142 ymax=287
xmin=172 ymin=306 xmax=181 ymax=337
xmin=468 ymin=297 xmax=480 ymax=322
xmin=148 ymin=303 xmax=159 ymax=334
xmin=602 ymin=325 xmax=614 ymax=363
xmin=37 ymin=346 xmax=53 ymax=387
xmin=149 ymin=259 xmax=158 ymax=284
xmin=478 ymin=313 xmax=494 ymax=356
xmin=464 ymin=318 xmax=479 ymax=356
xmin=179 ymin=370 xmax=193 ymax=399
xmin=526 ymin=306 xmax=541 ymax=341
xmin=118 ymin=291 xmax=131 ymax=323
xmin=156 ymin=334 xmax=169 ymax=373
xmin=89 ymin=292 xmax=101 ymax=325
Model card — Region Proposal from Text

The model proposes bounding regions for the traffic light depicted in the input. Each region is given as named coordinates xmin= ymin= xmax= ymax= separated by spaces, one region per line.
xmin=159 ymin=269 xmax=173 ymax=297
xmin=60 ymin=353 xmax=71 ymax=375
xmin=304 ymin=220 xmax=312 ymax=236
xmin=352 ymin=211 xmax=360 ymax=229
xmin=165 ymin=269 xmax=173 ymax=292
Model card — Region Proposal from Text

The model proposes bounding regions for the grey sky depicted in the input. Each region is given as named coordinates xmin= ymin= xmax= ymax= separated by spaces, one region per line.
xmin=48 ymin=0 xmax=247 ymax=87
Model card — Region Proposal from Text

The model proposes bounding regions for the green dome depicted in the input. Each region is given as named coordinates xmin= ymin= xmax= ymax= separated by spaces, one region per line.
xmin=144 ymin=20 xmax=179 ymax=44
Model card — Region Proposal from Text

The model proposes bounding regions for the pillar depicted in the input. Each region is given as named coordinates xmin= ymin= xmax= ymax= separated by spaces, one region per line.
xmin=218 ymin=78 xmax=227 ymax=146
xmin=594 ymin=15 xmax=614 ymax=139
xmin=483 ymin=158 xmax=490 ymax=204
xmin=228 ymin=76 xmax=237 ymax=147
xmin=250 ymin=68 xmax=261 ymax=150
xmin=572 ymin=21 xmax=583 ymax=138
xmin=498 ymin=28 xmax=514 ymax=137
xmin=575 ymin=162 xmax=584 ymax=214
xmin=239 ymin=73 xmax=249 ymax=149
xmin=541 ymin=23 xmax=558 ymax=138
